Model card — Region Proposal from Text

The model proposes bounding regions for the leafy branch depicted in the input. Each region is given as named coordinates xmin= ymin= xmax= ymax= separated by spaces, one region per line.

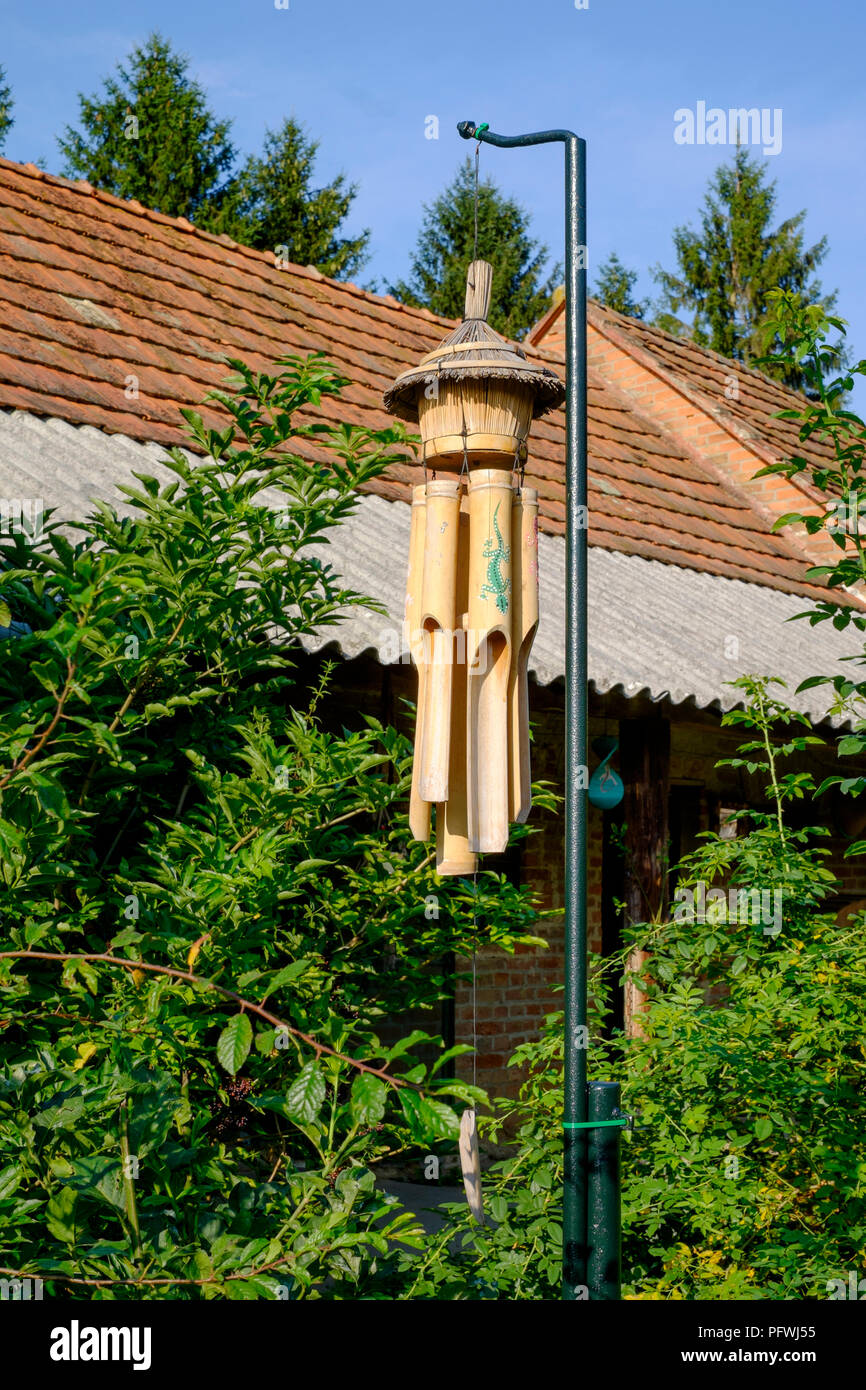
xmin=0 ymin=656 xmax=76 ymax=792
xmin=0 ymin=951 xmax=412 ymax=1089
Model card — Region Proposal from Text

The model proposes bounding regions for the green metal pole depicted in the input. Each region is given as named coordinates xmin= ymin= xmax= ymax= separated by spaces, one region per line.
xmin=457 ymin=121 xmax=593 ymax=1300
xmin=563 ymin=131 xmax=589 ymax=1302
xmin=587 ymin=1080 xmax=622 ymax=1299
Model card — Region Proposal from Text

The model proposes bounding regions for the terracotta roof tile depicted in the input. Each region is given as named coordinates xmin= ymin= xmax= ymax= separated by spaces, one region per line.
xmin=586 ymin=300 xmax=839 ymax=478
xmin=532 ymin=296 xmax=844 ymax=494
xmin=0 ymin=158 xmax=842 ymax=604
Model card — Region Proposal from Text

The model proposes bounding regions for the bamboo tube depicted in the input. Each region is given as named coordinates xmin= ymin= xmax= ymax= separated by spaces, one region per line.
xmin=436 ymin=637 xmax=476 ymax=874
xmin=466 ymin=468 xmax=513 ymax=854
xmin=458 ymin=1107 xmax=485 ymax=1224
xmin=436 ymin=507 xmax=476 ymax=875
xmin=508 ymin=487 xmax=539 ymax=823
xmin=406 ymin=485 xmax=431 ymax=842
xmin=417 ymin=479 xmax=460 ymax=802
xmin=464 ymin=260 xmax=493 ymax=319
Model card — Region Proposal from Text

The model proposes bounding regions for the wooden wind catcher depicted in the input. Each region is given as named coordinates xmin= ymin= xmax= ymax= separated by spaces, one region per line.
xmin=384 ymin=261 xmax=565 ymax=876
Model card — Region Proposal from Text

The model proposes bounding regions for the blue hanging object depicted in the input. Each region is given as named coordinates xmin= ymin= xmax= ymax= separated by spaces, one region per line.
xmin=588 ymin=735 xmax=624 ymax=810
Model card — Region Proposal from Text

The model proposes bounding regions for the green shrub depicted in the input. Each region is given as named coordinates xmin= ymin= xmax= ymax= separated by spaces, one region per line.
xmin=0 ymin=356 xmax=543 ymax=1298
xmin=398 ymin=678 xmax=866 ymax=1299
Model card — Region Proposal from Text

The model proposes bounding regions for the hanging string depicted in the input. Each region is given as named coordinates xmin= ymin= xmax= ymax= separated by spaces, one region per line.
xmin=473 ymin=140 xmax=481 ymax=266
xmin=471 ymin=869 xmax=478 ymax=1094
xmin=512 ymin=441 xmax=526 ymax=497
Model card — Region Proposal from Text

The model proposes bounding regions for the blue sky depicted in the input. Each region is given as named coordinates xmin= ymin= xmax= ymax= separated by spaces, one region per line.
xmin=3 ymin=0 xmax=865 ymax=387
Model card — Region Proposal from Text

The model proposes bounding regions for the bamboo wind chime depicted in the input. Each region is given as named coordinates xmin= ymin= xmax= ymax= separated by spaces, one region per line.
xmin=384 ymin=261 xmax=565 ymax=876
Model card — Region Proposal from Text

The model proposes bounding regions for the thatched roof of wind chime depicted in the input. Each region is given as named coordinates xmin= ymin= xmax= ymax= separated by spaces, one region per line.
xmin=384 ymin=260 xmax=566 ymax=421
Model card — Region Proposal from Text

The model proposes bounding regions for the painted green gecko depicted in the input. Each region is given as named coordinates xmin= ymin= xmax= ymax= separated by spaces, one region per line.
xmin=480 ymin=501 xmax=511 ymax=615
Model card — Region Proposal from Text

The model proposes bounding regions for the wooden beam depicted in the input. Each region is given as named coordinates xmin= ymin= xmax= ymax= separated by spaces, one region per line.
xmin=619 ymin=717 xmax=670 ymax=1035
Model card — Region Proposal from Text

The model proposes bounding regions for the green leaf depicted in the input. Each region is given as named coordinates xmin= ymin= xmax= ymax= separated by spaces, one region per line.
xmin=384 ymin=1030 xmax=433 ymax=1063
xmin=755 ymin=1116 xmax=773 ymax=1141
xmin=46 ymin=1186 xmax=79 ymax=1244
xmin=350 ymin=1073 xmax=387 ymax=1126
xmin=0 ymin=1164 xmax=22 ymax=1201
xmin=33 ymin=1092 xmax=87 ymax=1130
xmin=285 ymin=1061 xmax=326 ymax=1125
xmin=76 ymin=960 xmax=99 ymax=994
xmin=259 ymin=959 xmax=310 ymax=1001
xmin=398 ymin=1088 xmax=455 ymax=1141
xmin=217 ymin=1013 xmax=253 ymax=1075
xmin=423 ymin=1100 xmax=460 ymax=1140
xmin=128 ymin=1083 xmax=183 ymax=1156
xmin=66 ymin=1157 xmax=126 ymax=1211
xmin=250 ymin=1091 xmax=294 ymax=1119
xmin=27 ymin=773 xmax=69 ymax=821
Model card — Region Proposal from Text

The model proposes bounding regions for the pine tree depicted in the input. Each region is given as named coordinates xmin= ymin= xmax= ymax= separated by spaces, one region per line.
xmin=652 ymin=146 xmax=834 ymax=388
xmin=0 ymin=67 xmax=13 ymax=153
xmin=57 ymin=33 xmax=235 ymax=221
xmin=200 ymin=118 xmax=369 ymax=281
xmin=391 ymin=159 xmax=559 ymax=340
xmin=593 ymin=252 xmax=648 ymax=319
